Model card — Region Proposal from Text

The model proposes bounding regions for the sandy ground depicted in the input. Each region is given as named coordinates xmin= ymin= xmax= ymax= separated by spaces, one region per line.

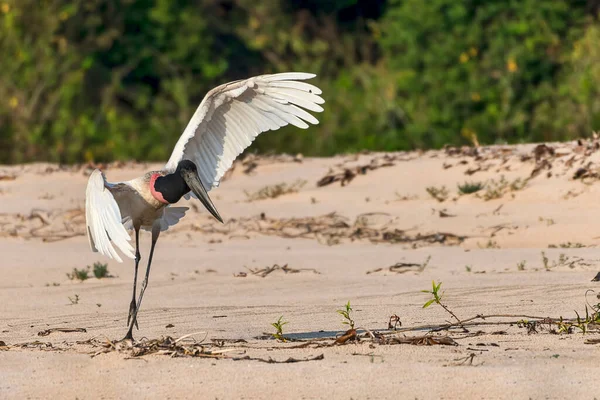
xmin=3 ymin=142 xmax=600 ymax=399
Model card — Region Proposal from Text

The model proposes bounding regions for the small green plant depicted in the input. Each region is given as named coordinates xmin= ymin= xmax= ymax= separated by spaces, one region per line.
xmin=517 ymin=261 xmax=526 ymax=271
xmin=67 ymin=267 xmax=90 ymax=281
xmin=426 ymin=186 xmax=449 ymax=202
xmin=68 ymin=294 xmax=80 ymax=305
xmin=549 ymin=291 xmax=600 ymax=335
xmin=465 ymin=265 xmax=472 ymax=272
xmin=92 ymin=262 xmax=110 ymax=279
xmin=337 ymin=301 xmax=355 ymax=330
xmin=270 ymin=316 xmax=288 ymax=341
xmin=458 ymin=181 xmax=484 ymax=195
xmin=517 ymin=319 xmax=538 ymax=334
xmin=422 ymin=281 xmax=462 ymax=326
xmin=422 ymin=281 xmax=443 ymax=309
xmin=555 ymin=310 xmax=599 ymax=335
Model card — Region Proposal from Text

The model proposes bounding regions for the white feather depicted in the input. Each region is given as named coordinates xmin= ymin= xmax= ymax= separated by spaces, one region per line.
xmin=164 ymin=72 xmax=324 ymax=190
xmin=85 ymin=170 xmax=135 ymax=262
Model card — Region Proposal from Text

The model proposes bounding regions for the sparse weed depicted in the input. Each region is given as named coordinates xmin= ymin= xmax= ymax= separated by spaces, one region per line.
xmin=68 ymin=294 xmax=80 ymax=305
xmin=426 ymin=186 xmax=449 ymax=202
xmin=92 ymin=262 xmax=110 ymax=279
xmin=554 ymin=307 xmax=600 ymax=335
xmin=422 ymin=281 xmax=463 ymax=327
xmin=517 ymin=319 xmax=538 ymax=334
xmin=548 ymin=242 xmax=586 ymax=249
xmin=478 ymin=239 xmax=499 ymax=249
xmin=67 ymin=267 xmax=89 ymax=281
xmin=422 ymin=281 xmax=443 ymax=309
xmin=271 ymin=316 xmax=288 ymax=341
xmin=481 ymin=175 xmax=528 ymax=201
xmin=540 ymin=252 xmax=576 ymax=270
xmin=517 ymin=261 xmax=526 ymax=271
xmin=337 ymin=301 xmax=355 ymax=330
xmin=538 ymin=217 xmax=555 ymax=226
xmin=465 ymin=265 xmax=472 ymax=272
xmin=458 ymin=181 xmax=484 ymax=195
xmin=516 ymin=291 xmax=600 ymax=335
xmin=245 ymin=180 xmax=306 ymax=201
xmin=558 ymin=253 xmax=568 ymax=266
xmin=509 ymin=178 xmax=528 ymax=191
xmin=394 ymin=192 xmax=418 ymax=201
xmin=541 ymin=252 xmax=550 ymax=271
xmin=67 ymin=263 xmax=113 ymax=281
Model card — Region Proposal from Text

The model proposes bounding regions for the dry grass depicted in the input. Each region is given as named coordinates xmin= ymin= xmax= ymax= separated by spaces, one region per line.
xmin=244 ymin=180 xmax=306 ymax=201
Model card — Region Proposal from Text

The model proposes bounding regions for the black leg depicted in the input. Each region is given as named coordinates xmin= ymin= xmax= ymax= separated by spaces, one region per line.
xmin=123 ymin=224 xmax=160 ymax=341
xmin=126 ymin=227 xmax=141 ymax=330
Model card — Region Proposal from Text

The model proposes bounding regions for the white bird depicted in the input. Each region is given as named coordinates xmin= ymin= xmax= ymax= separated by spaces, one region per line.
xmin=85 ymin=72 xmax=324 ymax=340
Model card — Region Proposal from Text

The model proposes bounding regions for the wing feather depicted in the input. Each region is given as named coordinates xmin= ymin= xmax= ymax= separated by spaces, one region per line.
xmin=269 ymin=81 xmax=322 ymax=95
xmin=165 ymin=72 xmax=324 ymax=190
xmin=85 ymin=170 xmax=135 ymax=263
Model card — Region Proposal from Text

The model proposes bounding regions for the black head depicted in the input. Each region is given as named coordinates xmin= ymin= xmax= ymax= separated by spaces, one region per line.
xmin=176 ymin=159 xmax=197 ymax=174
xmin=154 ymin=160 xmax=223 ymax=223
xmin=153 ymin=171 xmax=188 ymax=204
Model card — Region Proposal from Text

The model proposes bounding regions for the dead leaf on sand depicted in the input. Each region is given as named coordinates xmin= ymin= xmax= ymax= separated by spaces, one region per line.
xmin=335 ymin=329 xmax=357 ymax=345
xmin=316 ymin=154 xmax=409 ymax=187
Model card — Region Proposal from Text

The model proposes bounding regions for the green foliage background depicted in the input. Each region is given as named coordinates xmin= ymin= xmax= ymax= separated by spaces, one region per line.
xmin=2 ymin=0 xmax=600 ymax=163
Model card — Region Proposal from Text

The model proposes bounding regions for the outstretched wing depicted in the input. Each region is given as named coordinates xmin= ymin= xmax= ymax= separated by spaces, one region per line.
xmin=158 ymin=206 xmax=189 ymax=231
xmin=164 ymin=72 xmax=324 ymax=191
xmin=85 ymin=169 xmax=135 ymax=263
xmin=129 ymin=206 xmax=189 ymax=232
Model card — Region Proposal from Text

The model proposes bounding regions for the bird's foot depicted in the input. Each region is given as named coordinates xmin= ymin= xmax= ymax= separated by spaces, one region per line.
xmin=126 ymin=299 xmax=139 ymax=330
xmin=116 ymin=334 xmax=135 ymax=347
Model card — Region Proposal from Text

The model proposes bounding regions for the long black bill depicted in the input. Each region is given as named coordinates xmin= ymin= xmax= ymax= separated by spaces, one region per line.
xmin=180 ymin=168 xmax=223 ymax=223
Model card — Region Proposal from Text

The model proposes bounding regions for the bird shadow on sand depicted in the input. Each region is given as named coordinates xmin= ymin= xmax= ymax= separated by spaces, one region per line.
xmin=281 ymin=330 xmax=342 ymax=340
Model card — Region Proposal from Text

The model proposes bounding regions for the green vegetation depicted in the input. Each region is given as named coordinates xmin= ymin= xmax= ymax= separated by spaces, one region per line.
xmin=2 ymin=1 xmax=599 ymax=163
xmin=482 ymin=176 xmax=528 ymax=201
xmin=426 ymin=186 xmax=449 ymax=202
xmin=458 ymin=181 xmax=484 ymax=195
xmin=67 ymin=263 xmax=112 ymax=281
xmin=92 ymin=262 xmax=110 ymax=279
xmin=421 ymin=280 xmax=462 ymax=326
xmin=270 ymin=316 xmax=288 ymax=341
xmin=66 ymin=267 xmax=89 ymax=281
xmin=337 ymin=301 xmax=355 ymax=330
